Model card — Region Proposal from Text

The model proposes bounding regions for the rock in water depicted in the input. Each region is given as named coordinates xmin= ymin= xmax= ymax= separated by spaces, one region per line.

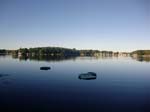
xmin=87 ymin=72 xmax=96 ymax=76
xmin=78 ymin=72 xmax=97 ymax=80
xmin=40 ymin=67 xmax=51 ymax=70
xmin=0 ymin=74 xmax=9 ymax=78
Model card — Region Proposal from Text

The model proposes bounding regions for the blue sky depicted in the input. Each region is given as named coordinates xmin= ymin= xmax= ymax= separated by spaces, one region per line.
xmin=0 ymin=0 xmax=149 ymax=51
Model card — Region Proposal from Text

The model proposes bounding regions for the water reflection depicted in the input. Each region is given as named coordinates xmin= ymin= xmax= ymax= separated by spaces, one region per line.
xmin=12 ymin=55 xmax=116 ymax=62
xmin=131 ymin=56 xmax=150 ymax=62
xmin=0 ymin=55 xmax=150 ymax=112
xmin=12 ymin=55 xmax=77 ymax=62
xmin=0 ymin=54 xmax=7 ymax=56
xmin=11 ymin=54 xmax=150 ymax=62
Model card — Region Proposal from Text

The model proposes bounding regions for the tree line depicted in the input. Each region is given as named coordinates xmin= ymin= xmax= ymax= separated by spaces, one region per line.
xmin=0 ymin=49 xmax=6 ymax=54
xmin=11 ymin=47 xmax=114 ymax=56
xmin=2 ymin=47 xmax=150 ymax=56
xmin=0 ymin=49 xmax=12 ymax=54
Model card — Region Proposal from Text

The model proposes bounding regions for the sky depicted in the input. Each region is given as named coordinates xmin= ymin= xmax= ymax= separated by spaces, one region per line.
xmin=0 ymin=0 xmax=149 ymax=51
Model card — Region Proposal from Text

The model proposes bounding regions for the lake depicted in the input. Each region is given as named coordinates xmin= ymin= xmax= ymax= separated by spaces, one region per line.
xmin=0 ymin=55 xmax=150 ymax=112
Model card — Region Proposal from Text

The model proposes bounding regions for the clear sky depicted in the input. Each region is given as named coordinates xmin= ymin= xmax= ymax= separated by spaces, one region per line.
xmin=0 ymin=0 xmax=149 ymax=51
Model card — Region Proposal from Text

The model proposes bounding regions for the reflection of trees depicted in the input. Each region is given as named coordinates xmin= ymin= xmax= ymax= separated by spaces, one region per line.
xmin=18 ymin=56 xmax=150 ymax=62
xmin=12 ymin=55 xmax=28 ymax=61
xmin=12 ymin=54 xmax=18 ymax=59
xmin=11 ymin=53 xmax=121 ymax=62
xmin=0 ymin=54 xmax=7 ymax=56
xmin=12 ymin=53 xmax=150 ymax=62
xmin=137 ymin=57 xmax=150 ymax=62
xmin=14 ymin=55 xmax=117 ymax=62
xmin=13 ymin=55 xmax=78 ymax=62
xmin=29 ymin=55 xmax=77 ymax=62
xmin=19 ymin=55 xmax=28 ymax=61
xmin=132 ymin=50 xmax=150 ymax=55
xmin=132 ymin=57 xmax=150 ymax=62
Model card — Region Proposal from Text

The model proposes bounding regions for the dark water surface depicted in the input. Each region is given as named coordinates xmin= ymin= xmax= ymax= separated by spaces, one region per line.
xmin=0 ymin=55 xmax=150 ymax=112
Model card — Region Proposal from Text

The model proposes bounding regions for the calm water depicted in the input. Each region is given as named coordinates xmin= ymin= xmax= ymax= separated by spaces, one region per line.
xmin=0 ymin=55 xmax=150 ymax=112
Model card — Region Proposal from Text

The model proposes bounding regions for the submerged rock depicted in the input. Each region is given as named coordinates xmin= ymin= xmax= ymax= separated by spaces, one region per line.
xmin=0 ymin=74 xmax=9 ymax=78
xmin=40 ymin=67 xmax=51 ymax=70
xmin=78 ymin=72 xmax=97 ymax=80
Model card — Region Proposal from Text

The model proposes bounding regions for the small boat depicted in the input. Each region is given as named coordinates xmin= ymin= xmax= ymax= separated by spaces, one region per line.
xmin=40 ymin=67 xmax=51 ymax=70
xmin=78 ymin=72 xmax=97 ymax=80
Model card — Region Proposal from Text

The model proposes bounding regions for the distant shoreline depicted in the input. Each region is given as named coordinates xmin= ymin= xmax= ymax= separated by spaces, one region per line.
xmin=0 ymin=47 xmax=150 ymax=57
